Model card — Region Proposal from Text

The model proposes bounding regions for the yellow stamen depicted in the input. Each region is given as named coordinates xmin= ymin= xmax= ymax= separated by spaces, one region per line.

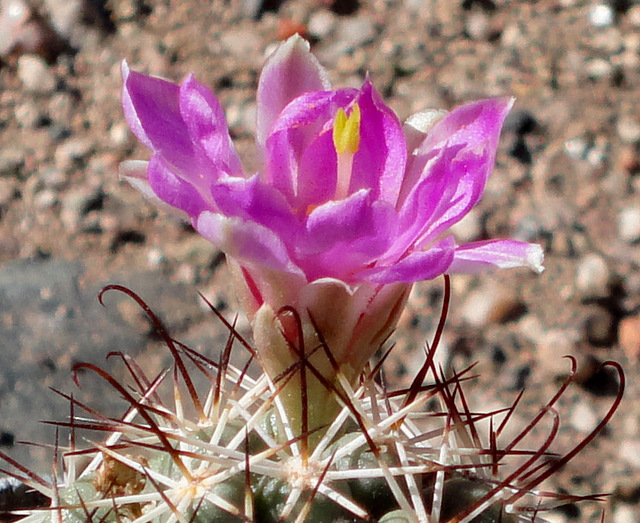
xmin=333 ymin=104 xmax=361 ymax=200
xmin=332 ymin=105 xmax=361 ymax=154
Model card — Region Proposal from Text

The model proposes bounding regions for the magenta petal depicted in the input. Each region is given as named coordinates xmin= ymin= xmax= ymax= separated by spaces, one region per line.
xmin=119 ymin=160 xmax=189 ymax=220
xmin=122 ymin=61 xmax=178 ymax=151
xmin=403 ymin=109 xmax=448 ymax=153
xmin=417 ymin=97 xmax=514 ymax=155
xmin=119 ymin=160 xmax=153 ymax=198
xmin=399 ymin=97 xmax=513 ymax=206
xmin=296 ymin=129 xmax=337 ymax=207
xmin=299 ymin=189 xmax=395 ymax=256
xmin=294 ymin=191 xmax=398 ymax=282
xmin=387 ymin=144 xmax=463 ymax=261
xmin=350 ymin=78 xmax=406 ymax=205
xmin=361 ymin=237 xmax=456 ymax=284
xmin=256 ymin=34 xmax=331 ymax=150
xmin=412 ymin=145 xmax=492 ymax=246
xmin=265 ymin=89 xmax=356 ymax=206
xmin=448 ymin=239 xmax=544 ymax=274
xmin=122 ymin=62 xmax=205 ymax=175
xmin=178 ymin=75 xmax=243 ymax=176
xmin=395 ymin=98 xmax=513 ymax=252
xmin=210 ymin=174 xmax=298 ymax=240
xmin=147 ymin=154 xmax=210 ymax=217
xmin=195 ymin=212 xmax=303 ymax=276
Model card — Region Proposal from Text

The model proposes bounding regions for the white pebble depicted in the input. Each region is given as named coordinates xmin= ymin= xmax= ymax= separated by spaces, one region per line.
xmin=564 ymin=137 xmax=588 ymax=160
xmin=307 ymin=10 xmax=336 ymax=39
xmin=54 ymin=138 xmax=93 ymax=170
xmin=146 ymin=248 xmax=166 ymax=268
xmin=575 ymin=253 xmax=610 ymax=296
xmin=460 ymin=287 xmax=495 ymax=327
xmin=589 ymin=4 xmax=614 ymax=28
xmin=619 ymin=439 xmax=640 ymax=469
xmin=613 ymin=504 xmax=637 ymax=523
xmin=17 ymin=54 xmax=56 ymax=93
xmin=617 ymin=116 xmax=640 ymax=144
xmin=618 ymin=206 xmax=640 ymax=243
xmin=586 ymin=58 xmax=613 ymax=80
xmin=570 ymin=401 xmax=598 ymax=433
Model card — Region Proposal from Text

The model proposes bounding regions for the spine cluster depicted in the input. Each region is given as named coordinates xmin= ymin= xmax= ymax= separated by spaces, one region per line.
xmin=0 ymin=283 xmax=623 ymax=522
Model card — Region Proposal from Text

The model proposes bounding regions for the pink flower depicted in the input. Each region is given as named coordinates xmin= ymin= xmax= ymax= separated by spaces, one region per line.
xmin=121 ymin=35 xmax=543 ymax=403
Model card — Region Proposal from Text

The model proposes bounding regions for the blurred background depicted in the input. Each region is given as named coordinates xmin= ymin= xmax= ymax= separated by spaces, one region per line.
xmin=0 ymin=1 xmax=639 ymax=520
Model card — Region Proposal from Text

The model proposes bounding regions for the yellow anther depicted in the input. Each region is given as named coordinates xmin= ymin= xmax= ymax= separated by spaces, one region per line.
xmin=332 ymin=104 xmax=361 ymax=155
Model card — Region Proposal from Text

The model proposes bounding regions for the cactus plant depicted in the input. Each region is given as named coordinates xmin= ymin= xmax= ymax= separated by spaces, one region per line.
xmin=0 ymin=33 xmax=623 ymax=523
xmin=0 ymin=280 xmax=623 ymax=522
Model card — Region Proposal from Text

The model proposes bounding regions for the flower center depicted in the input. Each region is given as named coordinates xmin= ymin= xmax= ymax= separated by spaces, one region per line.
xmin=332 ymin=104 xmax=361 ymax=200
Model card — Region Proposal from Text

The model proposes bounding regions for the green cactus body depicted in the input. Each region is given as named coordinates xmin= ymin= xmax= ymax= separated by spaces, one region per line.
xmin=1 ymin=286 xmax=622 ymax=523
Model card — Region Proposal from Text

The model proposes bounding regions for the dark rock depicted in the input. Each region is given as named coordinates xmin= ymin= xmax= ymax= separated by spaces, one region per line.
xmin=584 ymin=305 xmax=617 ymax=347
xmin=461 ymin=0 xmax=497 ymax=11
xmin=329 ymin=0 xmax=360 ymax=16
xmin=503 ymin=109 xmax=539 ymax=136
xmin=509 ymin=136 xmax=532 ymax=165
xmin=0 ymin=477 xmax=50 ymax=514
xmin=247 ymin=0 xmax=287 ymax=19
xmin=0 ymin=432 xmax=14 ymax=447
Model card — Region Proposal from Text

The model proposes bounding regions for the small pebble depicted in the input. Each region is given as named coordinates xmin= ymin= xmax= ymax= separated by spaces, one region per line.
xmin=60 ymin=187 xmax=101 ymax=231
xmin=337 ymin=16 xmax=375 ymax=49
xmin=47 ymin=92 xmax=75 ymax=123
xmin=33 ymin=189 xmax=57 ymax=210
xmin=619 ymin=314 xmax=640 ymax=360
xmin=0 ymin=0 xmax=53 ymax=58
xmin=628 ymin=5 xmax=640 ymax=27
xmin=220 ymin=28 xmax=261 ymax=58
xmin=586 ymin=139 xmax=608 ymax=167
xmin=54 ymin=138 xmax=94 ymax=171
xmin=465 ymin=11 xmax=491 ymax=40
xmin=570 ymin=400 xmax=599 ymax=433
xmin=146 ymin=248 xmax=166 ymax=268
xmin=575 ymin=253 xmax=610 ymax=297
xmin=613 ymin=504 xmax=636 ymax=523
xmin=619 ymin=439 xmax=640 ymax=469
xmin=276 ymin=19 xmax=307 ymax=41
xmin=503 ymin=108 xmax=538 ymax=136
xmin=564 ymin=137 xmax=588 ymax=160
xmin=589 ymin=3 xmax=614 ymax=28
xmin=40 ymin=166 xmax=68 ymax=190
xmin=17 ymin=54 xmax=56 ymax=93
xmin=109 ymin=122 xmax=130 ymax=147
xmin=14 ymin=100 xmax=41 ymax=128
xmin=617 ymin=206 xmax=640 ymax=243
xmin=0 ymin=149 xmax=24 ymax=176
xmin=586 ymin=57 xmax=613 ymax=80
xmin=584 ymin=305 xmax=616 ymax=347
xmin=460 ymin=284 xmax=524 ymax=327
xmin=617 ymin=116 xmax=640 ymax=144
xmin=619 ymin=146 xmax=640 ymax=174
xmin=0 ymin=177 xmax=17 ymax=207
xmin=46 ymin=0 xmax=80 ymax=31
xmin=307 ymin=10 xmax=336 ymax=40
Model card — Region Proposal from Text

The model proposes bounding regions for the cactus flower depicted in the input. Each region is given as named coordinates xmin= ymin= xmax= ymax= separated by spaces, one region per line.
xmin=121 ymin=35 xmax=543 ymax=435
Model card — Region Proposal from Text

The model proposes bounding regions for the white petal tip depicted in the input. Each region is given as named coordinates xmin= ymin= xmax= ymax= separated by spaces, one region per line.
xmin=527 ymin=244 xmax=545 ymax=274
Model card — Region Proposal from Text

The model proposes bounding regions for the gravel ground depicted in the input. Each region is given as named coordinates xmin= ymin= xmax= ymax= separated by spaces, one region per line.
xmin=1 ymin=0 xmax=640 ymax=521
